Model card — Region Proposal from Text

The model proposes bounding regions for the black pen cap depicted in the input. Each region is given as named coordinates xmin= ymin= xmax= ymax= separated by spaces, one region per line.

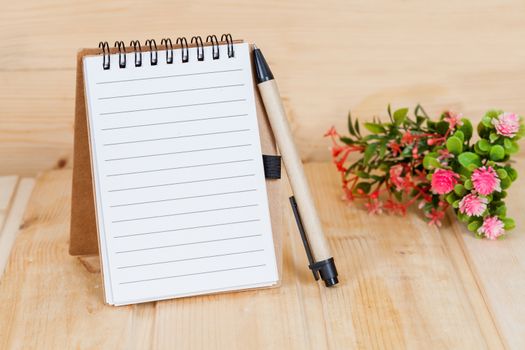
xmin=253 ymin=45 xmax=274 ymax=84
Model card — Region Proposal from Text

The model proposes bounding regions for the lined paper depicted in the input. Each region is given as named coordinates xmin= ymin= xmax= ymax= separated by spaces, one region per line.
xmin=83 ymin=43 xmax=278 ymax=305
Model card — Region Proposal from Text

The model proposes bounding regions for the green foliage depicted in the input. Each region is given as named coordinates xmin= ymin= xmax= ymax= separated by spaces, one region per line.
xmin=458 ymin=152 xmax=481 ymax=169
xmin=327 ymin=105 xmax=523 ymax=239
xmin=446 ymin=136 xmax=463 ymax=155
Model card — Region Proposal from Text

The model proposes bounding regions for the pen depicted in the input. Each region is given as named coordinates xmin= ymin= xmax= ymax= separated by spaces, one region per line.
xmin=253 ymin=44 xmax=339 ymax=287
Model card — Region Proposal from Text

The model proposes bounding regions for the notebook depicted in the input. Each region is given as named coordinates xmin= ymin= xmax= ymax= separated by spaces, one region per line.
xmin=81 ymin=36 xmax=279 ymax=305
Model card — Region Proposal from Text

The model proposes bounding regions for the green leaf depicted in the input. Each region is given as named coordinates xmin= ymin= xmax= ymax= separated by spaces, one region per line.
xmin=489 ymin=132 xmax=499 ymax=143
xmin=452 ymin=200 xmax=460 ymax=208
xmin=364 ymin=123 xmax=386 ymax=134
xmin=356 ymin=171 xmax=370 ymax=178
xmin=494 ymin=204 xmax=507 ymax=217
xmin=446 ymin=192 xmax=457 ymax=204
xmin=459 ymin=119 xmax=473 ymax=140
xmin=347 ymin=112 xmax=356 ymax=136
xmin=458 ymin=152 xmax=481 ymax=169
xmin=454 ymin=130 xmax=465 ymax=142
xmin=503 ymin=218 xmax=516 ymax=230
xmin=446 ymin=136 xmax=463 ymax=155
xmin=481 ymin=115 xmax=493 ymax=127
xmin=477 ymin=123 xmax=489 ymax=139
xmin=507 ymin=141 xmax=519 ymax=154
xmin=506 ymin=167 xmax=518 ymax=181
xmin=458 ymin=212 xmax=470 ymax=223
xmin=436 ymin=121 xmax=449 ymax=135
xmin=339 ymin=137 xmax=354 ymax=145
xmin=485 ymin=110 xmax=502 ymax=120
xmin=467 ymin=220 xmax=482 ymax=232
xmin=464 ymin=179 xmax=473 ymax=190
xmin=363 ymin=143 xmax=378 ymax=164
xmin=355 ymin=182 xmax=371 ymax=194
xmin=489 ymin=145 xmax=505 ymax=161
xmin=354 ymin=118 xmax=361 ymax=136
xmin=454 ymin=184 xmax=466 ymax=196
xmin=423 ymin=155 xmax=441 ymax=169
xmin=476 ymin=139 xmax=491 ymax=152
xmin=496 ymin=168 xmax=508 ymax=179
xmin=379 ymin=142 xmax=387 ymax=158
xmin=501 ymin=176 xmax=511 ymax=190
xmin=393 ymin=108 xmax=409 ymax=126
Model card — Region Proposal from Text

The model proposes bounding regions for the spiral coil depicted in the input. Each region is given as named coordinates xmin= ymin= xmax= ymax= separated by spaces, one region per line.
xmin=97 ymin=33 xmax=235 ymax=69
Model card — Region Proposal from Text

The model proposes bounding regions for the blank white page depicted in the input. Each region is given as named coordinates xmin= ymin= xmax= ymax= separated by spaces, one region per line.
xmin=83 ymin=43 xmax=278 ymax=305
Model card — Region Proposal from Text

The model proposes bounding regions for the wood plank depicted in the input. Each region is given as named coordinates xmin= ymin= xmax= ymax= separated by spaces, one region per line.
xmin=0 ymin=178 xmax=35 ymax=278
xmin=0 ymin=166 xmax=505 ymax=348
xmin=0 ymin=176 xmax=19 ymax=231
xmin=0 ymin=170 xmax=328 ymax=349
xmin=303 ymin=163 xmax=499 ymax=348
xmin=2 ymin=0 xmax=525 ymax=174
xmin=450 ymin=153 xmax=525 ymax=349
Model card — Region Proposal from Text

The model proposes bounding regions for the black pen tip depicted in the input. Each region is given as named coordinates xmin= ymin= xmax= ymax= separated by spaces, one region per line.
xmin=253 ymin=45 xmax=274 ymax=84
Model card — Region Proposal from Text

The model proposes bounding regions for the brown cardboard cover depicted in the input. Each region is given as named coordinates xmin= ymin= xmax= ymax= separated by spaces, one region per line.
xmin=69 ymin=41 xmax=283 ymax=278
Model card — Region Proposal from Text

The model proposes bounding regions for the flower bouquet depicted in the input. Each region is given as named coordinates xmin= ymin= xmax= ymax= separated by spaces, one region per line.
xmin=325 ymin=106 xmax=523 ymax=239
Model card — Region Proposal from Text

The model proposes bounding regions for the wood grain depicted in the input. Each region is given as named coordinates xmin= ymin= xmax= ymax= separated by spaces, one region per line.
xmin=2 ymin=0 xmax=525 ymax=175
xmin=4 ymin=164 xmax=525 ymax=348
xmin=449 ymin=153 xmax=525 ymax=349
xmin=0 ymin=177 xmax=35 ymax=277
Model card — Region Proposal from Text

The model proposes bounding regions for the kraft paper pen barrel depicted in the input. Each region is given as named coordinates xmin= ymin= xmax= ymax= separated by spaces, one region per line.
xmin=253 ymin=44 xmax=338 ymax=287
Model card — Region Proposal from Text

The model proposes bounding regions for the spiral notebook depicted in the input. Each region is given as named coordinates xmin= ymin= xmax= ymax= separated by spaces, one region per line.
xmin=75 ymin=35 xmax=281 ymax=305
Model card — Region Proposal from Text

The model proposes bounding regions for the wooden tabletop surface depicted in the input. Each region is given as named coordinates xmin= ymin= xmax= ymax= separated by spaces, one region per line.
xmin=1 ymin=161 xmax=524 ymax=349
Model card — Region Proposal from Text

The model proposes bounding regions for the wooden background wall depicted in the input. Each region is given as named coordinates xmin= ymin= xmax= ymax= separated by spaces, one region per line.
xmin=2 ymin=0 xmax=525 ymax=175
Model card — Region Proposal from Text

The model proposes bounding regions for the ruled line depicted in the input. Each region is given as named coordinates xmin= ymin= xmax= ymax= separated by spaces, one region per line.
xmin=112 ymin=204 xmax=259 ymax=223
xmin=115 ymin=234 xmax=263 ymax=254
xmin=101 ymin=114 xmax=248 ymax=131
xmin=114 ymin=219 xmax=261 ymax=238
xmin=117 ymin=249 xmax=264 ymax=269
xmin=108 ymin=174 xmax=255 ymax=192
xmin=105 ymin=144 xmax=252 ymax=161
xmin=99 ymin=98 xmax=246 ymax=116
xmin=119 ymin=264 xmax=266 ymax=285
xmin=97 ymin=68 xmax=243 ymax=85
xmin=98 ymin=83 xmax=245 ymax=100
xmin=110 ymin=189 xmax=257 ymax=207
xmin=107 ymin=159 xmax=254 ymax=177
xmin=103 ymin=129 xmax=250 ymax=146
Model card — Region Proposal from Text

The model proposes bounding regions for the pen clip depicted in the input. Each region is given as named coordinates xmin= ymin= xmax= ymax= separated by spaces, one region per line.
xmin=289 ymin=196 xmax=320 ymax=281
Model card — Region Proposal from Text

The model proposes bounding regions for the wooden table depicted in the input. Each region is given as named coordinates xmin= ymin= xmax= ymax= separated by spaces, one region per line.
xmin=1 ymin=162 xmax=524 ymax=349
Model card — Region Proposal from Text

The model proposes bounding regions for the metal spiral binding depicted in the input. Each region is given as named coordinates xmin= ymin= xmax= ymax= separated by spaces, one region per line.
xmin=161 ymin=38 xmax=174 ymax=64
xmin=114 ymin=41 xmax=126 ymax=68
xmin=98 ymin=41 xmax=110 ymax=70
xmin=191 ymin=36 xmax=204 ymax=61
xmin=129 ymin=40 xmax=142 ymax=67
xmin=221 ymin=33 xmax=234 ymax=58
xmin=145 ymin=39 xmax=158 ymax=66
xmin=97 ymin=34 xmax=235 ymax=69
xmin=206 ymin=35 xmax=220 ymax=60
xmin=176 ymin=37 xmax=189 ymax=63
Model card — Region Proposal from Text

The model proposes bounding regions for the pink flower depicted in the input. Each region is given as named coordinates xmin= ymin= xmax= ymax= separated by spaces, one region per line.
xmin=389 ymin=164 xmax=413 ymax=192
xmin=388 ymin=140 xmax=402 ymax=156
xmin=324 ymin=126 xmax=339 ymax=137
xmin=458 ymin=193 xmax=487 ymax=216
xmin=444 ymin=111 xmax=464 ymax=130
xmin=431 ymin=169 xmax=459 ymax=194
xmin=425 ymin=207 xmax=445 ymax=227
xmin=365 ymin=198 xmax=383 ymax=215
xmin=492 ymin=112 xmax=520 ymax=138
xmin=472 ymin=166 xmax=501 ymax=195
xmin=478 ymin=216 xmax=505 ymax=240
